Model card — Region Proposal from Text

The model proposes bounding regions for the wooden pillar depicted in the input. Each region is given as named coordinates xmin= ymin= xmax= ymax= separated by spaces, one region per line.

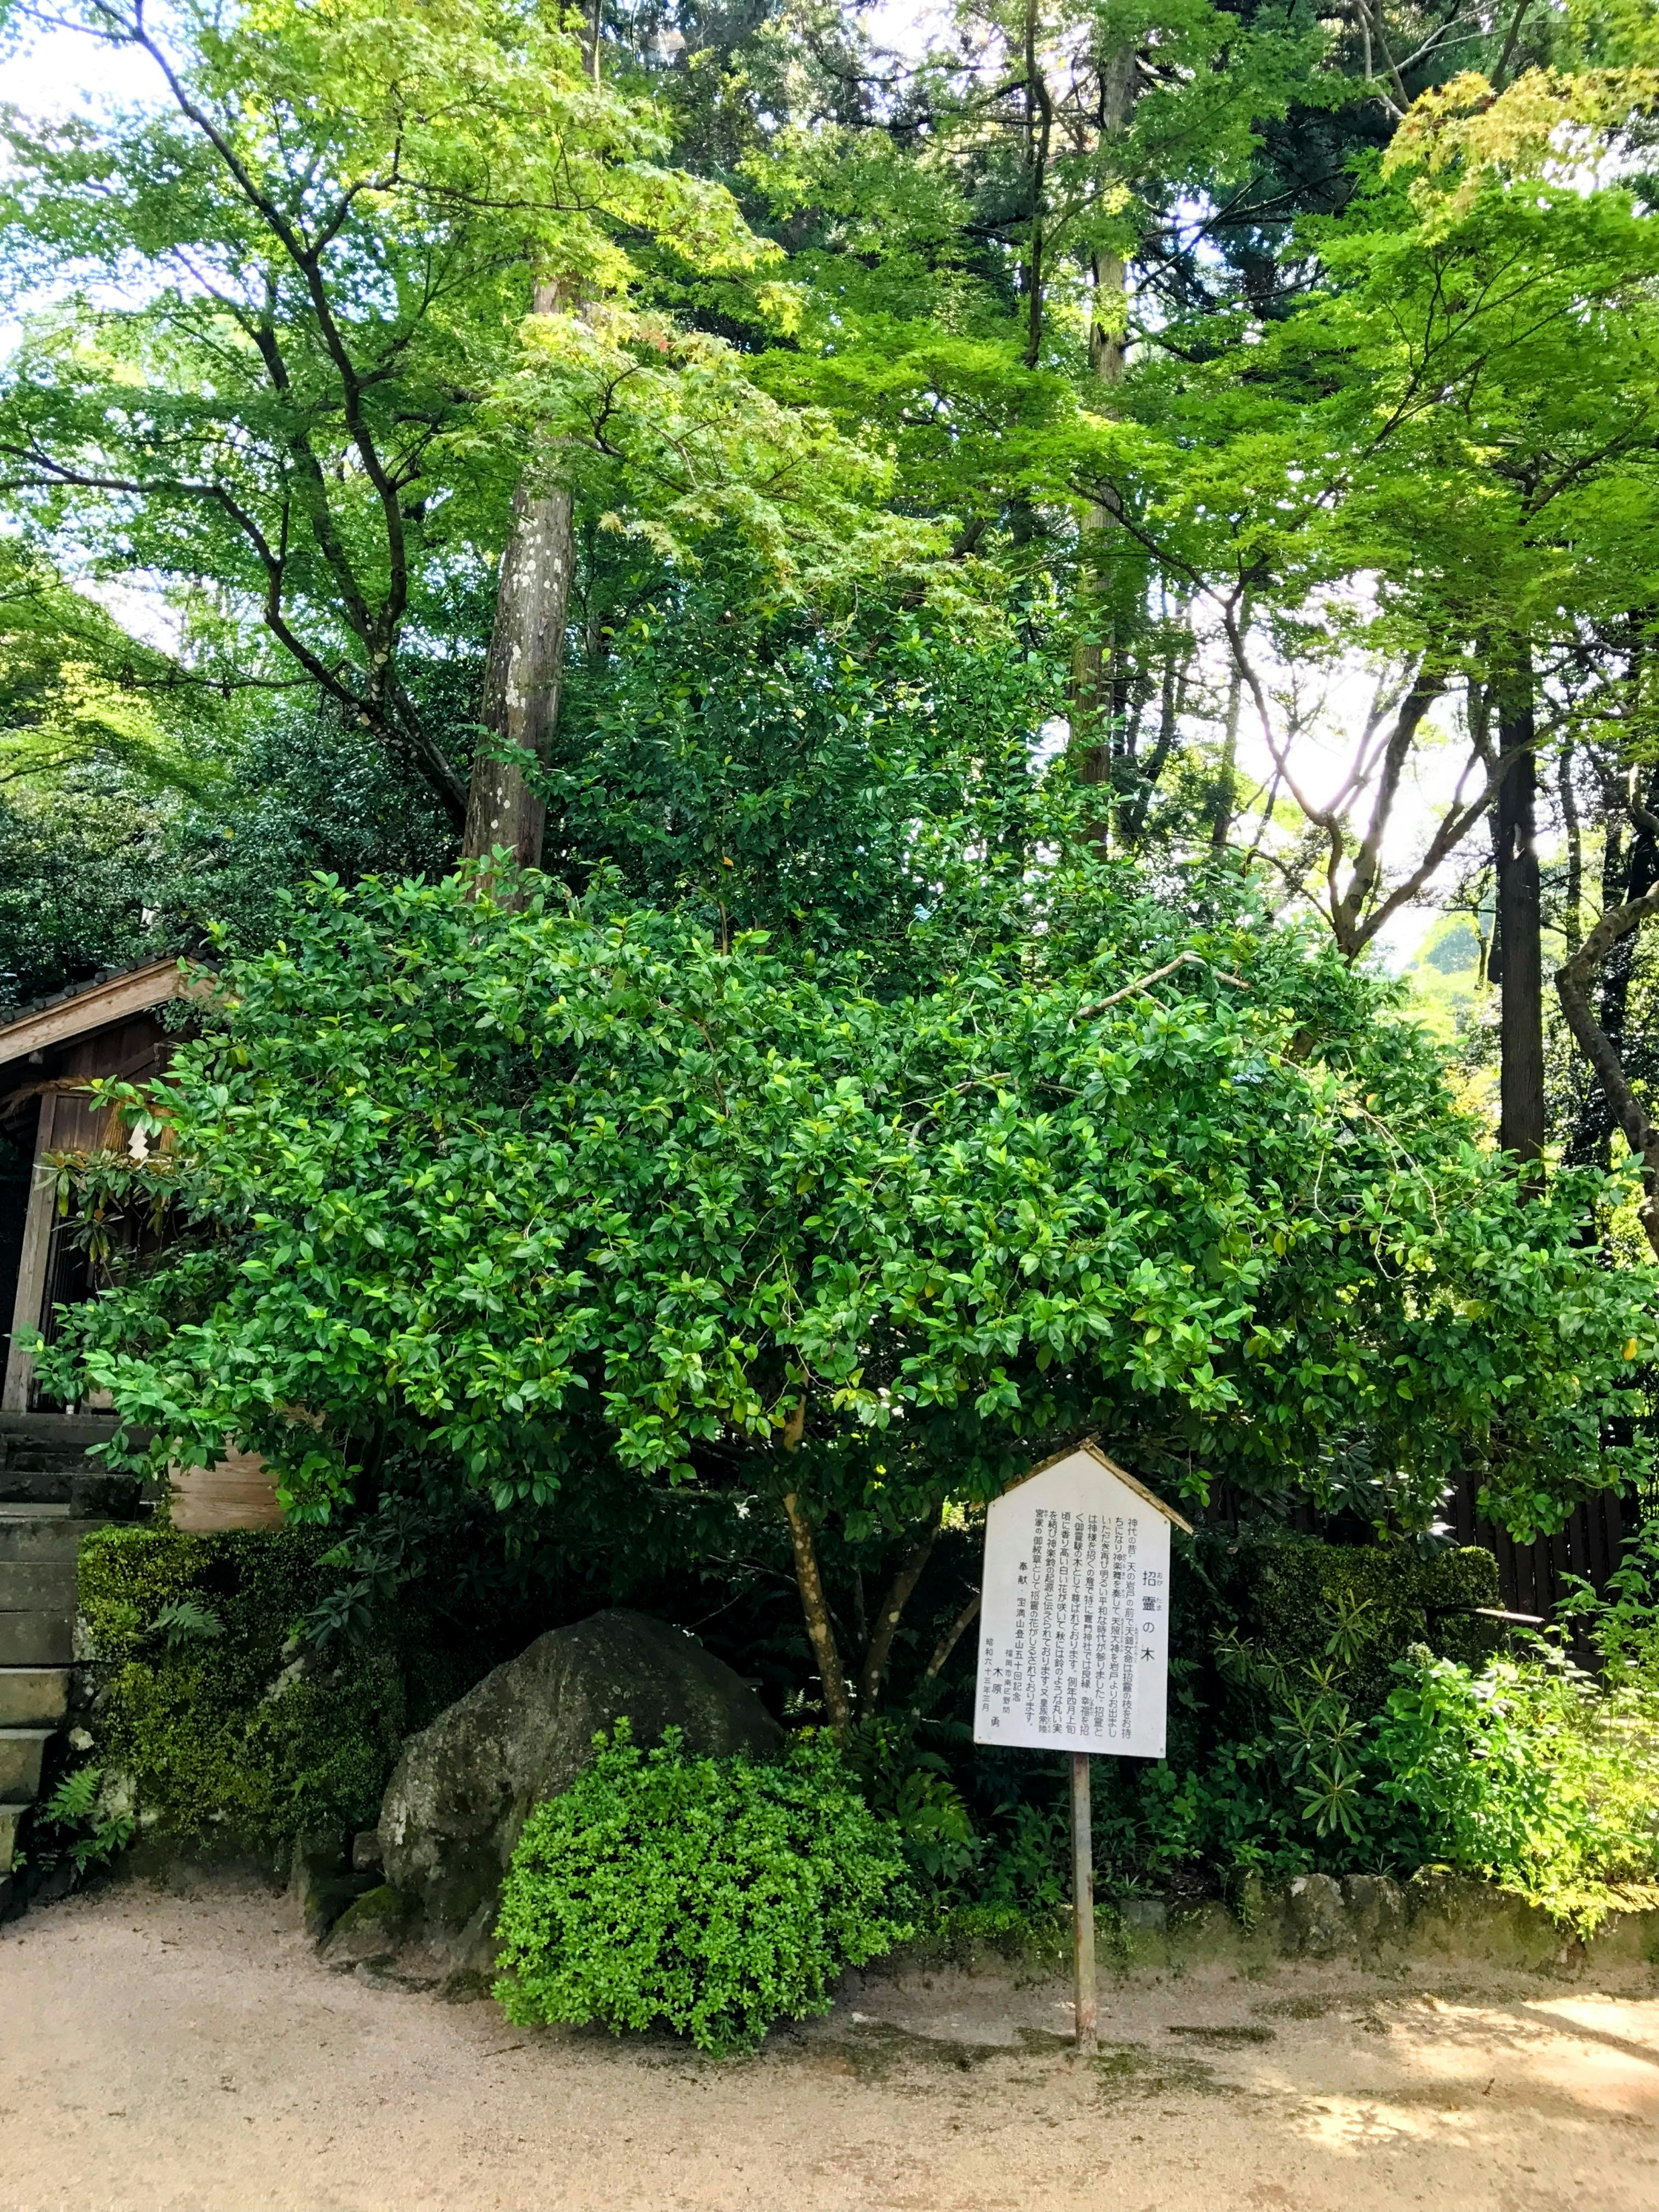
xmin=1071 ymin=1751 xmax=1097 ymax=2056
xmin=3 ymin=1093 xmax=57 ymax=1411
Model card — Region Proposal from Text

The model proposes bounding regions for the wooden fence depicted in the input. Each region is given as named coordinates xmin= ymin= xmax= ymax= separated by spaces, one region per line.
xmin=1449 ymin=1478 xmax=1630 ymax=1624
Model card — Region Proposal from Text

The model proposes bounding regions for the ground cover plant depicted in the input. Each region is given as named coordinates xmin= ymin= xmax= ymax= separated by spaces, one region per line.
xmin=493 ymin=1721 xmax=914 ymax=2053
xmin=73 ymin=1514 xmax=573 ymax=1854
xmin=76 ymin=1526 xmax=409 ymax=1851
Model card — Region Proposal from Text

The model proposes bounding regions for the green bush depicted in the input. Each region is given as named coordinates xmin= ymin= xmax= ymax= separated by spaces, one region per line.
xmin=1064 ymin=1533 xmax=1505 ymax=1893
xmin=1375 ymin=1646 xmax=1659 ymax=1929
xmin=493 ymin=1722 xmax=916 ymax=2055
xmin=79 ymin=1526 xmax=407 ymax=1853
xmin=1226 ymin=1533 xmax=1502 ymax=1716
xmin=1560 ymin=1516 xmax=1659 ymax=1691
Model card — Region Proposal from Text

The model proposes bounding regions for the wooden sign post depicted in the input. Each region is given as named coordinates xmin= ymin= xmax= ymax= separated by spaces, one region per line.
xmin=973 ymin=1441 xmax=1192 ymax=2059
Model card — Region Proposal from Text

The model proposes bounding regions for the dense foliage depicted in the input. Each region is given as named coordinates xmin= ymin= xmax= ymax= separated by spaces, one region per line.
xmin=494 ymin=1721 xmax=914 ymax=2053
xmin=76 ymin=1522 xmax=541 ymax=1849
xmin=78 ymin=1526 xmax=404 ymax=1849
xmin=46 ymin=862 xmax=1655 ymax=1540
xmin=1375 ymin=1645 xmax=1659 ymax=1930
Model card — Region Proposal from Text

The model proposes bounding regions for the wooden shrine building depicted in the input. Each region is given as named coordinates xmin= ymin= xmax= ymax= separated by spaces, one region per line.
xmin=0 ymin=958 xmax=191 ymax=1413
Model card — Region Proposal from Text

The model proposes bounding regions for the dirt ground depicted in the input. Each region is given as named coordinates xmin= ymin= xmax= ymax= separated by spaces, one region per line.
xmin=3 ymin=1875 xmax=1655 ymax=2212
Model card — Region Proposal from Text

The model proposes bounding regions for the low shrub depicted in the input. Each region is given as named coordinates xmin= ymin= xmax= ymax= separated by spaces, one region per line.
xmin=1224 ymin=1532 xmax=1502 ymax=1710
xmin=1560 ymin=1516 xmax=1659 ymax=1691
xmin=1013 ymin=1532 xmax=1506 ymax=1897
xmin=493 ymin=1722 xmax=916 ymax=2054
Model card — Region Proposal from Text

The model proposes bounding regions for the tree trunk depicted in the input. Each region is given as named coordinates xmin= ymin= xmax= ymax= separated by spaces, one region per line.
xmin=776 ymin=1400 xmax=853 ymax=1739
xmin=1493 ymin=660 xmax=1545 ymax=1176
xmin=1211 ymin=653 xmax=1244 ymax=849
xmin=461 ymin=282 xmax=575 ymax=875
xmin=781 ymin=1488 xmax=853 ymax=1739
xmin=1558 ymin=742 xmax=1583 ymax=953
xmin=1067 ymin=41 xmax=1138 ymax=826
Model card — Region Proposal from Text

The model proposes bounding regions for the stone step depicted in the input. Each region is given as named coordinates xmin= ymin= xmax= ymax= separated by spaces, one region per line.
xmin=0 ymin=1730 xmax=52 ymax=1801
xmin=0 ymin=1417 xmax=128 ymax=1507
xmin=1 ymin=1469 xmax=143 ymax=1515
xmin=1 ymin=1442 xmax=92 ymax=1472
xmin=0 ymin=1669 xmax=69 ymax=1727
xmin=0 ymin=1614 xmax=72 ymax=1665
xmin=0 ymin=1560 xmax=77 ymax=1612
xmin=0 ymin=1504 xmax=71 ymax=1520
xmin=0 ymin=1802 xmax=23 ymax=1875
xmin=0 ymin=1413 xmax=124 ymax=1456
xmin=0 ymin=1515 xmax=95 ymax=1563
xmin=0 ymin=1470 xmax=74 ymax=1507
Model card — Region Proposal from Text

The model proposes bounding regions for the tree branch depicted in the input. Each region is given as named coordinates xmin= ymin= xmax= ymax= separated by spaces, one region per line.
xmin=1556 ymin=875 xmax=1659 ymax=1259
xmin=917 ymin=1592 xmax=982 ymax=1697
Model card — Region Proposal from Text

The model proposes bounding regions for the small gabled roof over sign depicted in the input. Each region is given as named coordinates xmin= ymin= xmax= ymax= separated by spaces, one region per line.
xmin=1001 ymin=1436 xmax=1194 ymax=1534
xmin=0 ymin=956 xmax=192 ymax=1074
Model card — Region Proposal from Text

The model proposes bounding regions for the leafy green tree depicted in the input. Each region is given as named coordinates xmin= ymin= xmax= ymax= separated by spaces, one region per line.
xmin=0 ymin=0 xmax=910 ymax=839
xmin=0 ymin=540 xmax=232 ymax=1007
xmin=0 ymin=543 xmax=221 ymax=799
xmin=543 ymin=585 xmax=1061 ymax=973
xmin=42 ymin=852 xmax=1653 ymax=1733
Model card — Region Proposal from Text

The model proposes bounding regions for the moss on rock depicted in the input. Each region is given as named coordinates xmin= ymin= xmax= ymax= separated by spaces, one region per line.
xmin=79 ymin=1526 xmax=407 ymax=1855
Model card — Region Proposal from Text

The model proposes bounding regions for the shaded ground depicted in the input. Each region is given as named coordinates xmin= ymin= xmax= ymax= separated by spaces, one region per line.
xmin=3 ymin=1874 xmax=1656 ymax=2212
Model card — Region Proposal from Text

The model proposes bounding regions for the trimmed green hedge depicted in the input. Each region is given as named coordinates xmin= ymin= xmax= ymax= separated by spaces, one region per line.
xmin=79 ymin=1526 xmax=407 ymax=1853
xmin=1227 ymin=1533 xmax=1503 ymax=1715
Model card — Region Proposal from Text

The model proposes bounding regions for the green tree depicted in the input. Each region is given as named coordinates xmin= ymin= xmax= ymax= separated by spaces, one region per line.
xmin=41 ymin=851 xmax=1654 ymax=1733
xmin=0 ymin=0 xmax=915 ymax=843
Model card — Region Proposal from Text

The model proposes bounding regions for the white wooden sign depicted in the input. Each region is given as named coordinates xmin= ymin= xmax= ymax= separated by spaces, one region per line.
xmin=974 ymin=1442 xmax=1191 ymax=1761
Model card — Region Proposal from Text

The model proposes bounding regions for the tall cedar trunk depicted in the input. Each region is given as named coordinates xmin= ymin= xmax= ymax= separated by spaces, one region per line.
xmin=1067 ymin=42 xmax=1137 ymax=830
xmin=1494 ymin=661 xmax=1545 ymax=1175
xmin=461 ymin=282 xmax=575 ymax=874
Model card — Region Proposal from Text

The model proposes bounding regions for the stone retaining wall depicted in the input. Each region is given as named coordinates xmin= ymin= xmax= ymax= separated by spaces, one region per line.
xmin=1105 ymin=1871 xmax=1659 ymax=1977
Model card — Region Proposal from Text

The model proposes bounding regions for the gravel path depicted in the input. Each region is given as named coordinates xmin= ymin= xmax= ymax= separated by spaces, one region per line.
xmin=3 ymin=1875 xmax=1655 ymax=2211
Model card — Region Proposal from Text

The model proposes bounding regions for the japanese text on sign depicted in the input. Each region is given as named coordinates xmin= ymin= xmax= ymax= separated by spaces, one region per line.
xmin=973 ymin=1446 xmax=1174 ymax=1759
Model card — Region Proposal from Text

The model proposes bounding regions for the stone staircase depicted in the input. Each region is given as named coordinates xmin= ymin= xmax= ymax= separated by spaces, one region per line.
xmin=0 ymin=1415 xmax=140 ymax=1916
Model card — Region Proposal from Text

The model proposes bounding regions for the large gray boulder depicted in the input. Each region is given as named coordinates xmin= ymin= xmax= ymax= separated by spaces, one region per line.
xmin=378 ymin=1608 xmax=781 ymax=1962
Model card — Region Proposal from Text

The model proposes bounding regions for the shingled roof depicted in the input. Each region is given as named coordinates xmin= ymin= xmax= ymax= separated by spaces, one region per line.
xmin=0 ymin=956 xmax=193 ymax=1074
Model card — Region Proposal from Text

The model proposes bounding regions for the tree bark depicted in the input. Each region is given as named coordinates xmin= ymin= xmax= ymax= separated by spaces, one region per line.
xmin=781 ymin=1487 xmax=853 ymax=1739
xmin=776 ymin=1399 xmax=853 ymax=1738
xmin=1493 ymin=660 xmax=1545 ymax=1176
xmin=461 ymin=281 xmax=575 ymax=874
xmin=1211 ymin=653 xmax=1244 ymax=849
xmin=1020 ymin=0 xmax=1054 ymax=373
xmin=1566 ymin=779 xmax=1658 ymax=1168
xmin=1558 ymin=742 xmax=1583 ymax=954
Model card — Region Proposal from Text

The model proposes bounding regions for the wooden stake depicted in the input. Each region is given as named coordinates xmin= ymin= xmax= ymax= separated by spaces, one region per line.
xmin=1071 ymin=1751 xmax=1096 ymax=2056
